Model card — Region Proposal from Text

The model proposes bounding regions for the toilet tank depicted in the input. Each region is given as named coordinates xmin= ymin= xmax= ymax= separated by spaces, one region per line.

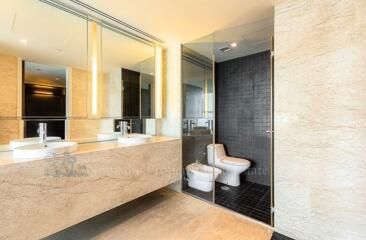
xmin=207 ymin=144 xmax=226 ymax=164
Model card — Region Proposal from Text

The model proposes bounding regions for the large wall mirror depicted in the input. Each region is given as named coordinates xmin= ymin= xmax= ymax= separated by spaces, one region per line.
xmin=0 ymin=0 xmax=160 ymax=150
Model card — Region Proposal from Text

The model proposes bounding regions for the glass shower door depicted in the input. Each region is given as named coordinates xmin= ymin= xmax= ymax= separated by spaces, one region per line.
xmin=181 ymin=33 xmax=215 ymax=202
xmin=212 ymin=21 xmax=274 ymax=226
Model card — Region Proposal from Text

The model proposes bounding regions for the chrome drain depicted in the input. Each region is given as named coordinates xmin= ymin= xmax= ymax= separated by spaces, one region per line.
xmin=220 ymin=186 xmax=230 ymax=191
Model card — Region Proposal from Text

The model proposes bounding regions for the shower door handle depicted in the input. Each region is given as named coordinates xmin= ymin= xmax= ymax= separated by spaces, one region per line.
xmin=266 ymin=130 xmax=274 ymax=133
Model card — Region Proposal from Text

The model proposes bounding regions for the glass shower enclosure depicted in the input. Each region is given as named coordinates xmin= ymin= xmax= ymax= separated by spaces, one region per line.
xmin=181 ymin=21 xmax=274 ymax=226
xmin=181 ymin=33 xmax=215 ymax=202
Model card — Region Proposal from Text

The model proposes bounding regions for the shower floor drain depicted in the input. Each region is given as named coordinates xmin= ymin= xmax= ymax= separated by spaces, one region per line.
xmin=220 ymin=186 xmax=230 ymax=191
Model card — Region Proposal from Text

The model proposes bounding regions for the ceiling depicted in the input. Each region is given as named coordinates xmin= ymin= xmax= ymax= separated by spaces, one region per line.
xmin=81 ymin=0 xmax=274 ymax=44
xmin=0 ymin=0 xmax=274 ymax=73
xmin=0 ymin=0 xmax=87 ymax=69
xmin=184 ymin=17 xmax=274 ymax=62
xmin=24 ymin=62 xmax=67 ymax=87
xmin=0 ymin=0 xmax=154 ymax=73
xmin=213 ymin=17 xmax=273 ymax=62
xmin=81 ymin=0 xmax=274 ymax=62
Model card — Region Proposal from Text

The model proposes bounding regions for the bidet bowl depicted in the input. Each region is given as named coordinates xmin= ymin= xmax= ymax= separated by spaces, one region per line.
xmin=186 ymin=163 xmax=222 ymax=192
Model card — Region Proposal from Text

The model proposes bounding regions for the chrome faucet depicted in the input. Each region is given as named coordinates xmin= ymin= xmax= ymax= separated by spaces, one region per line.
xmin=188 ymin=120 xmax=196 ymax=133
xmin=38 ymin=123 xmax=47 ymax=145
xmin=205 ymin=119 xmax=214 ymax=133
xmin=119 ymin=121 xmax=130 ymax=137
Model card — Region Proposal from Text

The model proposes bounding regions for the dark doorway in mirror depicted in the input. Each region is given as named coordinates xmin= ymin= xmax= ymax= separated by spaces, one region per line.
xmin=24 ymin=84 xmax=66 ymax=117
xmin=22 ymin=61 xmax=67 ymax=140
xmin=122 ymin=69 xmax=140 ymax=118
xmin=24 ymin=120 xmax=65 ymax=139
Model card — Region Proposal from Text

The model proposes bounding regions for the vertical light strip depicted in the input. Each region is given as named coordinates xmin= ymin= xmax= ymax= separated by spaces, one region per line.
xmin=91 ymin=21 xmax=98 ymax=115
xmin=17 ymin=57 xmax=24 ymax=138
xmin=154 ymin=45 xmax=162 ymax=119
xmin=204 ymin=69 xmax=208 ymax=118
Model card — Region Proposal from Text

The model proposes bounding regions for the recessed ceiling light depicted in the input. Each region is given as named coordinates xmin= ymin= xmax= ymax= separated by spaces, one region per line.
xmin=230 ymin=42 xmax=237 ymax=48
xmin=19 ymin=39 xmax=28 ymax=44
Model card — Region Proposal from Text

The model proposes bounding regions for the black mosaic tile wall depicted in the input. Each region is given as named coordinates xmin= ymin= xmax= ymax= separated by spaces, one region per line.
xmin=215 ymin=51 xmax=271 ymax=186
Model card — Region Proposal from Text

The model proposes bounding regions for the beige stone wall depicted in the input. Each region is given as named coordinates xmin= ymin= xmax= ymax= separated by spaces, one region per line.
xmin=0 ymin=120 xmax=20 ymax=144
xmin=274 ymin=1 xmax=366 ymax=239
xmin=69 ymin=68 xmax=88 ymax=118
xmin=158 ymin=43 xmax=182 ymax=138
xmin=102 ymin=69 xmax=121 ymax=118
xmin=67 ymin=68 xmax=116 ymax=140
xmin=0 ymin=53 xmax=18 ymax=117
xmin=67 ymin=119 xmax=100 ymax=140
xmin=67 ymin=118 xmax=114 ymax=140
xmin=0 ymin=53 xmax=21 ymax=144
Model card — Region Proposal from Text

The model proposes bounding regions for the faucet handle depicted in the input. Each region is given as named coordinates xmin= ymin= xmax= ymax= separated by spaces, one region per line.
xmin=39 ymin=123 xmax=47 ymax=131
xmin=38 ymin=123 xmax=47 ymax=144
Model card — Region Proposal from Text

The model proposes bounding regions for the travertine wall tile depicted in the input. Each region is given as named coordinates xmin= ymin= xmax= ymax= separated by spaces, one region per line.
xmin=160 ymin=44 xmax=182 ymax=137
xmin=70 ymin=68 xmax=88 ymax=118
xmin=102 ymin=70 xmax=121 ymax=118
xmin=0 ymin=120 xmax=19 ymax=144
xmin=274 ymin=1 xmax=366 ymax=239
xmin=68 ymin=119 xmax=104 ymax=140
xmin=0 ymin=53 xmax=18 ymax=117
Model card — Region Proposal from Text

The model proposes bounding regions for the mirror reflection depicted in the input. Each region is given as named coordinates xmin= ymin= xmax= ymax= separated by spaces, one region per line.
xmin=181 ymin=33 xmax=215 ymax=202
xmin=24 ymin=61 xmax=67 ymax=139
xmin=0 ymin=0 xmax=158 ymax=151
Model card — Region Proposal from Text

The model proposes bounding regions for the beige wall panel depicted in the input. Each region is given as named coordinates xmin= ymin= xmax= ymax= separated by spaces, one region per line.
xmin=159 ymin=44 xmax=181 ymax=137
xmin=0 ymin=120 xmax=19 ymax=144
xmin=0 ymin=53 xmax=18 ymax=117
xmin=102 ymin=70 xmax=121 ymax=118
xmin=68 ymin=119 xmax=103 ymax=140
xmin=71 ymin=68 xmax=88 ymax=118
xmin=274 ymin=1 xmax=366 ymax=239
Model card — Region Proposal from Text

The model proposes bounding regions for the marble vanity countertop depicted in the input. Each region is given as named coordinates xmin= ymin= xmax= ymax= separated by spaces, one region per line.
xmin=0 ymin=135 xmax=182 ymax=240
xmin=0 ymin=136 xmax=178 ymax=166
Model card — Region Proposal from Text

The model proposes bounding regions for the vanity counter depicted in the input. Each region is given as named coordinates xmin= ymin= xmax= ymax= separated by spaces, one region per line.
xmin=0 ymin=136 xmax=177 ymax=166
xmin=0 ymin=136 xmax=182 ymax=240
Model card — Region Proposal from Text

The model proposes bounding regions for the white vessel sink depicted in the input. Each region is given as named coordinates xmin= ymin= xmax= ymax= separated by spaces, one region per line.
xmin=13 ymin=141 xmax=78 ymax=159
xmin=9 ymin=137 xmax=61 ymax=149
xmin=97 ymin=132 xmax=121 ymax=141
xmin=118 ymin=134 xmax=152 ymax=145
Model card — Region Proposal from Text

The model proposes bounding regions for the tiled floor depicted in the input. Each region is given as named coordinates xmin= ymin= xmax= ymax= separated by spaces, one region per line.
xmin=183 ymin=179 xmax=272 ymax=225
xmin=44 ymin=188 xmax=273 ymax=240
xmin=271 ymin=232 xmax=295 ymax=240
xmin=215 ymin=181 xmax=272 ymax=225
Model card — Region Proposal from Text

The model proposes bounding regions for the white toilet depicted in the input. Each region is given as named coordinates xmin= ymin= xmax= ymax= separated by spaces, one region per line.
xmin=207 ymin=144 xmax=251 ymax=187
xmin=186 ymin=163 xmax=222 ymax=192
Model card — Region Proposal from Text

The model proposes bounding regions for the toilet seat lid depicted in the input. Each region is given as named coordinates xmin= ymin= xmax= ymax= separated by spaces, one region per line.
xmin=221 ymin=156 xmax=251 ymax=166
